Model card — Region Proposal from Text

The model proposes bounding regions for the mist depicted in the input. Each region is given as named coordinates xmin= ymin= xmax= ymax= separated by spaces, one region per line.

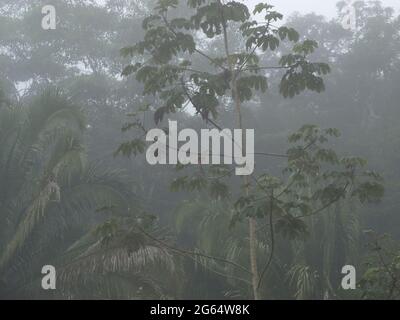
xmin=0 ymin=0 xmax=399 ymax=301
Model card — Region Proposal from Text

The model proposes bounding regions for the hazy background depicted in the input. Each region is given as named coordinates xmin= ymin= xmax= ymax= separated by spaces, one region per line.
xmin=248 ymin=0 xmax=400 ymax=18
xmin=0 ymin=0 xmax=399 ymax=300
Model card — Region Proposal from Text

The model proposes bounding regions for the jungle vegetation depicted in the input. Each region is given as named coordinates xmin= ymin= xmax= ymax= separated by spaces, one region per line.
xmin=0 ymin=0 xmax=399 ymax=300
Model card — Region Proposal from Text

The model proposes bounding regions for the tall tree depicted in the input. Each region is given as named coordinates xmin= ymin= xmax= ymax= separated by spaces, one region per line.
xmin=119 ymin=0 xmax=384 ymax=299
xmin=0 ymin=87 xmax=176 ymax=299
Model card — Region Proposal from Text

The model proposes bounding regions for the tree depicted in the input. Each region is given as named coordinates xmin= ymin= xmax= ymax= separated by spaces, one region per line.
xmin=360 ymin=232 xmax=400 ymax=300
xmin=119 ymin=0 xmax=384 ymax=299
xmin=0 ymin=87 xmax=177 ymax=299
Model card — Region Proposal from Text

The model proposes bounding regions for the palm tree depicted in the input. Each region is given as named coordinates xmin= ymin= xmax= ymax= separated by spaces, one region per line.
xmin=0 ymin=88 xmax=178 ymax=299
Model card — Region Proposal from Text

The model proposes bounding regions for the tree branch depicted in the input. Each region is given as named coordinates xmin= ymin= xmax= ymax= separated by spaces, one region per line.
xmin=137 ymin=226 xmax=253 ymax=275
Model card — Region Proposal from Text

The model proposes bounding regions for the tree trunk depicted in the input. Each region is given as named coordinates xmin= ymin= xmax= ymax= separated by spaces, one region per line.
xmin=232 ymin=80 xmax=261 ymax=300
xmin=218 ymin=1 xmax=260 ymax=299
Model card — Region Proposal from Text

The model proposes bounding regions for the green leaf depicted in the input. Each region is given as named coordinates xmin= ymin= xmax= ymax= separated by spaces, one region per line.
xmin=114 ymin=139 xmax=146 ymax=157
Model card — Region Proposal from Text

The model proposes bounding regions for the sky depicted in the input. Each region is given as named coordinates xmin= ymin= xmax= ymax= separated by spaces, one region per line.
xmin=247 ymin=0 xmax=400 ymax=19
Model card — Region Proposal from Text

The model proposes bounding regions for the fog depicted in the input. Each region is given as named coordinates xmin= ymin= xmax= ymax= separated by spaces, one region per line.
xmin=249 ymin=0 xmax=400 ymax=18
xmin=0 ymin=0 xmax=400 ymax=301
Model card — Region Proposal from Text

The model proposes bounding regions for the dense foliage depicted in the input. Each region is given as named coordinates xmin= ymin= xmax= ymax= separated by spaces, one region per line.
xmin=0 ymin=0 xmax=399 ymax=300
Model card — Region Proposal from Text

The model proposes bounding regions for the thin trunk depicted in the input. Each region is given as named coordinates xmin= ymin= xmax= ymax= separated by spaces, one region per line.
xmin=232 ymin=81 xmax=260 ymax=300
xmin=218 ymin=1 xmax=260 ymax=300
